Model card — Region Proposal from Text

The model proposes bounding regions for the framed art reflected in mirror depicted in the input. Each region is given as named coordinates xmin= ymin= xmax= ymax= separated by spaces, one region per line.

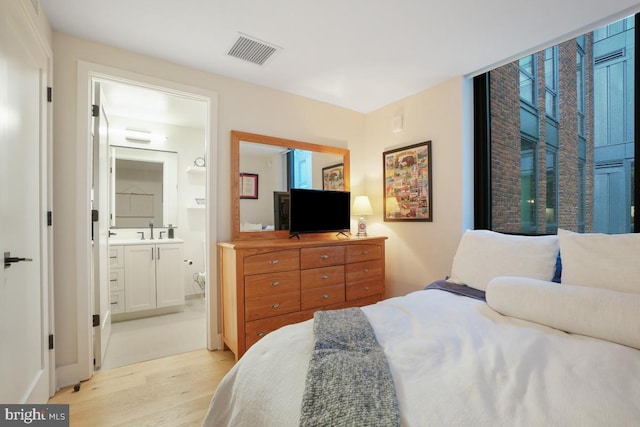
xmin=239 ymin=173 xmax=258 ymax=199
xmin=322 ymin=163 xmax=344 ymax=191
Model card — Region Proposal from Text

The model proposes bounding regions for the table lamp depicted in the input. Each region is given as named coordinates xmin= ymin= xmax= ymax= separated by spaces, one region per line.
xmin=352 ymin=195 xmax=373 ymax=237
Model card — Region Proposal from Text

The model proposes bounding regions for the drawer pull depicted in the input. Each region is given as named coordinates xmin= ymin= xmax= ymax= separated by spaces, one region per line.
xmin=110 ymin=279 xmax=118 ymax=282
xmin=257 ymin=331 xmax=266 ymax=337
xmin=321 ymin=274 xmax=329 ymax=280
xmin=320 ymin=254 xmax=329 ymax=259
xmin=268 ymin=259 xmax=279 ymax=265
xmin=110 ymin=301 xmax=118 ymax=305
xmin=272 ymin=303 xmax=280 ymax=309
xmin=321 ymin=294 xmax=329 ymax=299
xmin=271 ymin=281 xmax=280 ymax=286
xmin=361 ymin=251 xmax=369 ymax=255
xmin=363 ymin=269 xmax=369 ymax=273
xmin=109 ymin=256 xmax=118 ymax=259
xmin=364 ymin=286 xmax=370 ymax=291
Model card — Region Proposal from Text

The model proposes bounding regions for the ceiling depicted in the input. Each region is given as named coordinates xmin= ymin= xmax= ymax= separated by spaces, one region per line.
xmin=96 ymin=78 xmax=208 ymax=131
xmin=40 ymin=0 xmax=640 ymax=114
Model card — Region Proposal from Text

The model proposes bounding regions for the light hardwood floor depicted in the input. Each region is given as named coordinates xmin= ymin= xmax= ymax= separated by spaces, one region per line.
xmin=48 ymin=349 xmax=235 ymax=427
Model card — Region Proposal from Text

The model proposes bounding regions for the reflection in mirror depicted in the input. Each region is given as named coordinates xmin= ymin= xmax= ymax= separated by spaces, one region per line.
xmin=114 ymin=159 xmax=163 ymax=227
xmin=239 ymin=143 xmax=345 ymax=232
xmin=111 ymin=146 xmax=178 ymax=228
xmin=232 ymin=130 xmax=349 ymax=240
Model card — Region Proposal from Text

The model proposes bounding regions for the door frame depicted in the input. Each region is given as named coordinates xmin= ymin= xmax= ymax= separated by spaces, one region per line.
xmin=75 ymin=61 xmax=220 ymax=379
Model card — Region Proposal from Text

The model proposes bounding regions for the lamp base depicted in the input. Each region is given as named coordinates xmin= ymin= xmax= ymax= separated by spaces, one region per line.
xmin=357 ymin=216 xmax=368 ymax=237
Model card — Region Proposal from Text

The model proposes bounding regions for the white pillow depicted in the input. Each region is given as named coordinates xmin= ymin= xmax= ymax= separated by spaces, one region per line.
xmin=240 ymin=222 xmax=263 ymax=232
xmin=449 ymin=229 xmax=559 ymax=291
xmin=486 ymin=276 xmax=640 ymax=350
xmin=558 ymin=229 xmax=640 ymax=294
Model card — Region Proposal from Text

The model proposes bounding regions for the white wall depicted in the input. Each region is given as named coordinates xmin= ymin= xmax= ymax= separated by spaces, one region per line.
xmin=356 ymin=77 xmax=475 ymax=297
xmin=239 ymin=153 xmax=281 ymax=227
xmin=51 ymin=32 xmax=365 ymax=386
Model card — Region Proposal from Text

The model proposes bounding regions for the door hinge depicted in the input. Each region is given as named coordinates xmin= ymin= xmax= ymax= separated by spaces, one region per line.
xmin=91 ymin=104 xmax=99 ymax=117
xmin=47 ymin=87 xmax=52 ymax=103
xmin=92 ymin=314 xmax=100 ymax=327
xmin=47 ymin=211 xmax=52 ymax=226
xmin=91 ymin=209 xmax=99 ymax=222
xmin=48 ymin=334 xmax=54 ymax=350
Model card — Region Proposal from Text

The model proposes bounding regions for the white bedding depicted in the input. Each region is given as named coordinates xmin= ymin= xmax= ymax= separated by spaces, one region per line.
xmin=203 ymin=289 xmax=640 ymax=426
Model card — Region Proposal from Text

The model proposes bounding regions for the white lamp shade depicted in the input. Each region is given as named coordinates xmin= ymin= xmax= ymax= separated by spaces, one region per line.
xmin=352 ymin=195 xmax=373 ymax=216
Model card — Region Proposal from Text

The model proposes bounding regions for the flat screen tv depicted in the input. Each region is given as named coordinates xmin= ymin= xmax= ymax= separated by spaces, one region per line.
xmin=289 ymin=188 xmax=350 ymax=236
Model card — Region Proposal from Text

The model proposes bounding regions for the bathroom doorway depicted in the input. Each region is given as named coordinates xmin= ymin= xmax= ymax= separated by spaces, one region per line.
xmin=82 ymin=64 xmax=219 ymax=373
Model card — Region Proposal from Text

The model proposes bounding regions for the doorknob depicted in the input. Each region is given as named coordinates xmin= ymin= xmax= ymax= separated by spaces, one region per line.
xmin=4 ymin=251 xmax=33 ymax=269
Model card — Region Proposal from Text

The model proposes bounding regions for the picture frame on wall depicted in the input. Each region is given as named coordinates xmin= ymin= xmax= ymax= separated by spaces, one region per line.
xmin=383 ymin=141 xmax=432 ymax=221
xmin=322 ymin=163 xmax=345 ymax=191
xmin=239 ymin=173 xmax=259 ymax=199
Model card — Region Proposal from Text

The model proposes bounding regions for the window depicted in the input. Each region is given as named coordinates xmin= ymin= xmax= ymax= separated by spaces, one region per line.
xmin=519 ymin=55 xmax=536 ymax=105
xmin=577 ymin=36 xmax=587 ymax=137
xmin=475 ymin=14 xmax=638 ymax=234
xmin=544 ymin=47 xmax=559 ymax=120
xmin=520 ymin=139 xmax=537 ymax=232
xmin=545 ymin=148 xmax=558 ymax=232
xmin=289 ymin=149 xmax=313 ymax=189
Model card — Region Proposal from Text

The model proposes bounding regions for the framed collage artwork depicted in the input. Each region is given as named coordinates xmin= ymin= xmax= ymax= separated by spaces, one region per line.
xmin=383 ymin=141 xmax=432 ymax=221
xmin=322 ymin=163 xmax=345 ymax=191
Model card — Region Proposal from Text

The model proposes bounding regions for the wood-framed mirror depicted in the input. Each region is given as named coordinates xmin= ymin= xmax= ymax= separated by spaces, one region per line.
xmin=231 ymin=130 xmax=350 ymax=240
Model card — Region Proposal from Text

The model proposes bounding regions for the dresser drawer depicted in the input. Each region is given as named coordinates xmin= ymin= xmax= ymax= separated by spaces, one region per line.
xmin=244 ymin=249 xmax=300 ymax=275
xmin=245 ymin=270 xmax=299 ymax=299
xmin=345 ymin=259 xmax=383 ymax=282
xmin=300 ymin=246 xmax=345 ymax=269
xmin=346 ymin=244 xmax=381 ymax=263
xmin=301 ymin=265 xmax=344 ymax=289
xmin=301 ymin=284 xmax=345 ymax=310
xmin=346 ymin=279 xmax=383 ymax=300
xmin=109 ymin=269 xmax=125 ymax=292
xmin=245 ymin=311 xmax=313 ymax=349
xmin=245 ymin=292 xmax=300 ymax=321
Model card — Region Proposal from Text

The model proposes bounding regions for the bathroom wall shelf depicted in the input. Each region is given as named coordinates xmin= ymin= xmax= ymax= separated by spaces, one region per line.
xmin=186 ymin=166 xmax=205 ymax=174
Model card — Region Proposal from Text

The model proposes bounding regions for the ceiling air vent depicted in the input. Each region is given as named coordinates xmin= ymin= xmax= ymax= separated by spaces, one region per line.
xmin=227 ymin=34 xmax=278 ymax=66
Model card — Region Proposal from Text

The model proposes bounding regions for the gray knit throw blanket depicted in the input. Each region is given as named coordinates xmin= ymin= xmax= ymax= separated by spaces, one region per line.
xmin=300 ymin=308 xmax=400 ymax=427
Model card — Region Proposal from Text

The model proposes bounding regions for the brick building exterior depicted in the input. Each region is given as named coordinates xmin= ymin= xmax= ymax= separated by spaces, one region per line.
xmin=489 ymin=36 xmax=595 ymax=234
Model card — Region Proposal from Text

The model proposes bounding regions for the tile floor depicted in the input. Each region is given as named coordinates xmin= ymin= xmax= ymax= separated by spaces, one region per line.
xmin=98 ymin=295 xmax=207 ymax=371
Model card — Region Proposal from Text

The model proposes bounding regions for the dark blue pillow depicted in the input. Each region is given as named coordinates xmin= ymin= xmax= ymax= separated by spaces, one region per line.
xmin=551 ymin=251 xmax=562 ymax=283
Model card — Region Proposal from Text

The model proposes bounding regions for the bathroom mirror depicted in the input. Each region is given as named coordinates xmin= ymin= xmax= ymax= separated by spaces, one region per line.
xmin=110 ymin=146 xmax=178 ymax=228
xmin=231 ymin=130 xmax=350 ymax=240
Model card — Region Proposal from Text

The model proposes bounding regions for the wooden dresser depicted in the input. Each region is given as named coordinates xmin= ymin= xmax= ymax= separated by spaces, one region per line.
xmin=218 ymin=236 xmax=387 ymax=359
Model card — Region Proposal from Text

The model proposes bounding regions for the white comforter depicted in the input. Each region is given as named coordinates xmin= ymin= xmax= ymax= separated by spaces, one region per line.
xmin=203 ymin=289 xmax=640 ymax=426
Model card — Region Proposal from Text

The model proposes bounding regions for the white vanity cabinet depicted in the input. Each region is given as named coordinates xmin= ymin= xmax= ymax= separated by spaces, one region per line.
xmin=109 ymin=245 xmax=126 ymax=314
xmin=110 ymin=240 xmax=184 ymax=315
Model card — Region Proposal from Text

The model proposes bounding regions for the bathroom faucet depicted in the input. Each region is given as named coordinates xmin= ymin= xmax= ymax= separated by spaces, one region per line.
xmin=149 ymin=222 xmax=154 ymax=240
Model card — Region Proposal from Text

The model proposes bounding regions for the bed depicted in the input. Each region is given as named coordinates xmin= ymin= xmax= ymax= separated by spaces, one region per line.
xmin=203 ymin=229 xmax=640 ymax=426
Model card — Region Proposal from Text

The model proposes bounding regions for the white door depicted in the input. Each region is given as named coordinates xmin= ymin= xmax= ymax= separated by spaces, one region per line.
xmin=92 ymin=83 xmax=112 ymax=369
xmin=0 ymin=4 xmax=50 ymax=402
xmin=156 ymin=244 xmax=185 ymax=308
xmin=124 ymin=245 xmax=157 ymax=312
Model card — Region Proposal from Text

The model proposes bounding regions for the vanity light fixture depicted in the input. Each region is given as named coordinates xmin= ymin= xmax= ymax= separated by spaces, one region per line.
xmin=352 ymin=195 xmax=373 ymax=237
xmin=125 ymin=129 xmax=152 ymax=142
